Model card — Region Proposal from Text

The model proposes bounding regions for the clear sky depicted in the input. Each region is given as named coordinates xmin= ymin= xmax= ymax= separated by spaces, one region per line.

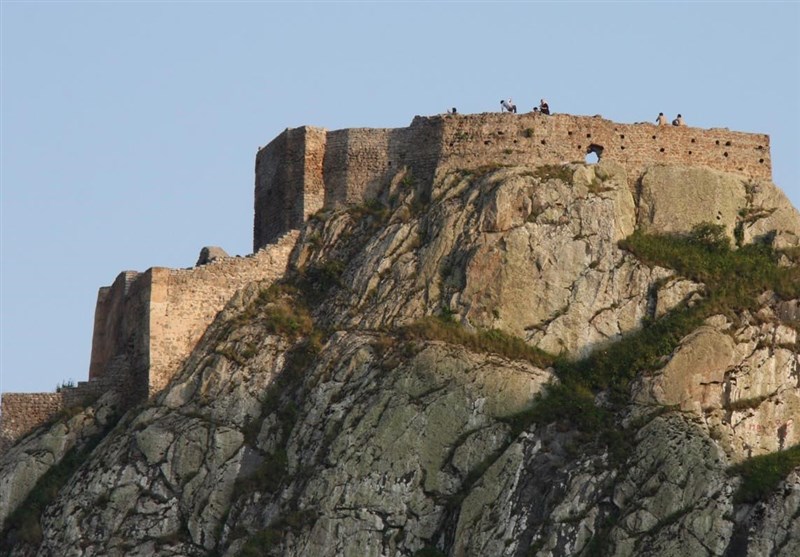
xmin=2 ymin=1 xmax=799 ymax=394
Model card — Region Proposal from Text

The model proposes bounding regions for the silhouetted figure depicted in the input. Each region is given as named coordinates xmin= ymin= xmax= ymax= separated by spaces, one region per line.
xmin=451 ymin=107 xmax=457 ymax=114
xmin=672 ymin=114 xmax=685 ymax=126
xmin=656 ymin=112 xmax=668 ymax=125
xmin=501 ymin=98 xmax=517 ymax=113
xmin=539 ymin=99 xmax=550 ymax=115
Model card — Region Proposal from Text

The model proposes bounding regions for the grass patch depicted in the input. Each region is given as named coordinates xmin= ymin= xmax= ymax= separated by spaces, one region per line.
xmin=402 ymin=315 xmax=555 ymax=369
xmin=531 ymin=164 xmax=574 ymax=183
xmin=724 ymin=394 xmax=771 ymax=412
xmin=727 ymin=444 xmax=800 ymax=503
xmin=620 ymin=224 xmax=800 ymax=309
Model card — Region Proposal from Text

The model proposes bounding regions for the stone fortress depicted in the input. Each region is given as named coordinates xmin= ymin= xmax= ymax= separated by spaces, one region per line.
xmin=0 ymin=111 xmax=774 ymax=450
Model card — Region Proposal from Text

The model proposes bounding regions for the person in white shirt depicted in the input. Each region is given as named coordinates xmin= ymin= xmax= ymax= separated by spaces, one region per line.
xmin=500 ymin=98 xmax=517 ymax=113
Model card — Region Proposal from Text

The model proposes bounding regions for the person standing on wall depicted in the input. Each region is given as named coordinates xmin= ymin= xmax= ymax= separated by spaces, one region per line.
xmin=656 ymin=112 xmax=668 ymax=125
xmin=672 ymin=114 xmax=686 ymax=126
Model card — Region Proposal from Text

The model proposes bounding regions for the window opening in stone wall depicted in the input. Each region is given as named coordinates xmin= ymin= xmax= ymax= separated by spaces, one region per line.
xmin=585 ymin=144 xmax=604 ymax=164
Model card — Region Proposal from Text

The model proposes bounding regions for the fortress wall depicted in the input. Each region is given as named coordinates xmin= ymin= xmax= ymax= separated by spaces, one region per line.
xmin=303 ymin=127 xmax=327 ymax=221
xmin=0 ymin=393 xmax=64 ymax=450
xmin=254 ymin=129 xmax=306 ymax=250
xmin=89 ymin=271 xmax=140 ymax=380
xmin=432 ymin=113 xmax=772 ymax=183
xmin=323 ymin=128 xmax=394 ymax=208
xmin=321 ymin=122 xmax=443 ymax=210
xmin=147 ymin=231 xmax=299 ymax=394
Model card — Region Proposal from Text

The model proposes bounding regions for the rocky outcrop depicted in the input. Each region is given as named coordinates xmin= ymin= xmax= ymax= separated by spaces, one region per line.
xmin=1 ymin=160 xmax=798 ymax=556
xmin=0 ymin=391 xmax=121 ymax=535
xmin=196 ymin=246 xmax=229 ymax=266
xmin=637 ymin=166 xmax=800 ymax=248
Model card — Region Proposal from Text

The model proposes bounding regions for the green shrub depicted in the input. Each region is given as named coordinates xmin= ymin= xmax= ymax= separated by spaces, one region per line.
xmin=728 ymin=444 xmax=800 ymax=503
xmin=620 ymin=226 xmax=800 ymax=306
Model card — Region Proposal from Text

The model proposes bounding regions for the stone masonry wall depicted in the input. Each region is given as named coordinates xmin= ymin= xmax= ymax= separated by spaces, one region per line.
xmin=0 ymin=393 xmax=64 ymax=451
xmin=147 ymin=231 xmax=299 ymax=394
xmin=0 ymin=232 xmax=299 ymax=449
xmin=89 ymin=271 xmax=141 ymax=380
xmin=434 ymin=113 xmax=771 ymax=185
xmin=254 ymin=113 xmax=771 ymax=250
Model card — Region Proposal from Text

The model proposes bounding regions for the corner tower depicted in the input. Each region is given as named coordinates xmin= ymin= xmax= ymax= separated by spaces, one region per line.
xmin=254 ymin=126 xmax=326 ymax=251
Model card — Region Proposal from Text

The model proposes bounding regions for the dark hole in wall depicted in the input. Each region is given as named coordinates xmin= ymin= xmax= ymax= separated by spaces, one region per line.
xmin=723 ymin=152 xmax=729 ymax=157
xmin=652 ymin=135 xmax=657 ymax=140
xmin=716 ymin=140 xmax=720 ymax=145
xmin=619 ymin=134 xmax=625 ymax=139
xmin=725 ymin=141 xmax=731 ymax=146
xmin=688 ymin=151 xmax=693 ymax=155
xmin=568 ymin=131 xmax=573 ymax=136
xmin=586 ymin=133 xmax=592 ymax=138
xmin=691 ymin=138 xmax=696 ymax=143
xmin=659 ymin=147 xmax=665 ymax=153
xmin=585 ymin=144 xmax=604 ymax=164
xmin=541 ymin=139 xmax=547 ymax=145
xmin=759 ymin=158 xmax=764 ymax=163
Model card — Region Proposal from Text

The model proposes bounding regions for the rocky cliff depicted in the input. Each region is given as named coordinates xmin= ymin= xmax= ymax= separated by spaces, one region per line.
xmin=1 ymin=158 xmax=799 ymax=557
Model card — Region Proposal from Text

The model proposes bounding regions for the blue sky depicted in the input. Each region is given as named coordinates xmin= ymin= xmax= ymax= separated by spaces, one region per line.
xmin=2 ymin=1 xmax=799 ymax=394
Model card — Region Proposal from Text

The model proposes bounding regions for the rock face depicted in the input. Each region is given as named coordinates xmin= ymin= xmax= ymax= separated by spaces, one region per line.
xmin=637 ymin=165 xmax=800 ymax=247
xmin=1 ymin=161 xmax=798 ymax=557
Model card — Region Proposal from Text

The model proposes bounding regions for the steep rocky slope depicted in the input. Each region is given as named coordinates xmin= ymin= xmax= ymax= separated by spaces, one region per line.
xmin=1 ymin=161 xmax=799 ymax=557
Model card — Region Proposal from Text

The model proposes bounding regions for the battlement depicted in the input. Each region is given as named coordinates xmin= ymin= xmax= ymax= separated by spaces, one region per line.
xmin=254 ymin=113 xmax=772 ymax=248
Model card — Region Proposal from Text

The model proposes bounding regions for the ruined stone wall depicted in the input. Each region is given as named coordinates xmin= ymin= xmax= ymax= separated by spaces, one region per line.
xmin=0 ymin=393 xmax=64 ymax=450
xmin=324 ymin=128 xmax=393 ymax=207
xmin=89 ymin=271 xmax=140 ymax=380
xmin=254 ymin=128 xmax=326 ymax=249
xmin=0 ymin=233 xmax=299 ymax=448
xmin=147 ymin=231 xmax=299 ymax=394
xmin=253 ymin=114 xmax=771 ymax=250
xmin=433 ymin=113 xmax=771 ymax=184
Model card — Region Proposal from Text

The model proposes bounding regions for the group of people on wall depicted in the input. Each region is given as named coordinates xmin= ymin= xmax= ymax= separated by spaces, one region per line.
xmin=657 ymin=112 xmax=686 ymax=126
xmin=447 ymin=101 xmax=686 ymax=127
xmin=499 ymin=98 xmax=550 ymax=115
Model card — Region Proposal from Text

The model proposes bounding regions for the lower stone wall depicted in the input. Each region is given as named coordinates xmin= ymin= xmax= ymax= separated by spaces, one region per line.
xmin=147 ymin=230 xmax=300 ymax=394
xmin=0 ymin=393 xmax=64 ymax=451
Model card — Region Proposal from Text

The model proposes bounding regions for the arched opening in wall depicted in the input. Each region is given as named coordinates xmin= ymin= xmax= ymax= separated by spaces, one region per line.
xmin=585 ymin=144 xmax=604 ymax=164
